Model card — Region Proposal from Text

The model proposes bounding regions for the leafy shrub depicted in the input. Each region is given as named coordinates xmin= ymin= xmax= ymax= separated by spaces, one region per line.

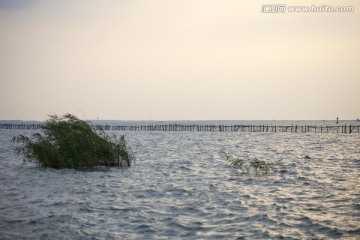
xmin=12 ymin=114 xmax=135 ymax=169
xmin=227 ymin=156 xmax=281 ymax=174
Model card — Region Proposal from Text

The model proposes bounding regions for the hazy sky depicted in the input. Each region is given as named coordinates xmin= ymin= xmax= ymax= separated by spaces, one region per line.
xmin=0 ymin=0 xmax=359 ymax=120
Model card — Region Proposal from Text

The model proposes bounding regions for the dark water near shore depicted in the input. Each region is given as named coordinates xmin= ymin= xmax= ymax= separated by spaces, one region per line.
xmin=0 ymin=121 xmax=359 ymax=239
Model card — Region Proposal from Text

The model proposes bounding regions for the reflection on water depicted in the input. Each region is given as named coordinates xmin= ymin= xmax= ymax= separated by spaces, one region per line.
xmin=0 ymin=127 xmax=359 ymax=239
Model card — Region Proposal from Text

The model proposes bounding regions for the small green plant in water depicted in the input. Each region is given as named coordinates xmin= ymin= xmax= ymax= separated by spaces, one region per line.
xmin=12 ymin=114 xmax=135 ymax=169
xmin=228 ymin=156 xmax=281 ymax=174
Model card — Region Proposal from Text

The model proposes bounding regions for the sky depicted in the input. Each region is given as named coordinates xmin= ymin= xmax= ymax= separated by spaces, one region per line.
xmin=0 ymin=0 xmax=359 ymax=121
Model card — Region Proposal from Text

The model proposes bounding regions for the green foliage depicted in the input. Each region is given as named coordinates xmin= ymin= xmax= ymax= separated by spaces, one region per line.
xmin=12 ymin=114 xmax=135 ymax=169
xmin=227 ymin=156 xmax=281 ymax=174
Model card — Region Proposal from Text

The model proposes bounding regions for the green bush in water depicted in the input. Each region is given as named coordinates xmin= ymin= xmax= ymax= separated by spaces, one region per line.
xmin=12 ymin=114 xmax=135 ymax=169
xmin=228 ymin=156 xmax=281 ymax=174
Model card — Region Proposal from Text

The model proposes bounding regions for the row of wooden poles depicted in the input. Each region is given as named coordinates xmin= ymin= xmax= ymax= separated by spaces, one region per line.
xmin=1 ymin=124 xmax=359 ymax=134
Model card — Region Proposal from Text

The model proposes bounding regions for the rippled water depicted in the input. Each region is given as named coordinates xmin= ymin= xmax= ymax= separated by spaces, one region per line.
xmin=0 ymin=125 xmax=359 ymax=239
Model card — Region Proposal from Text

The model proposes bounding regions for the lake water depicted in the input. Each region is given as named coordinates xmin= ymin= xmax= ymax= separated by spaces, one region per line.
xmin=0 ymin=121 xmax=359 ymax=239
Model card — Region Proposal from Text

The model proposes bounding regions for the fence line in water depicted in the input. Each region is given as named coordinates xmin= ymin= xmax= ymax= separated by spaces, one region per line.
xmin=1 ymin=123 xmax=359 ymax=134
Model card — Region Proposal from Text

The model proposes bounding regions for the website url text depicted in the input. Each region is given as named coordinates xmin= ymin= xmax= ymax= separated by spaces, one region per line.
xmin=261 ymin=4 xmax=355 ymax=13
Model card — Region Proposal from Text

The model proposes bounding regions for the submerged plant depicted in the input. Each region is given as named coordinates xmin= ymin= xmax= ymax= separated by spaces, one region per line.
xmin=12 ymin=114 xmax=135 ymax=169
xmin=227 ymin=156 xmax=281 ymax=174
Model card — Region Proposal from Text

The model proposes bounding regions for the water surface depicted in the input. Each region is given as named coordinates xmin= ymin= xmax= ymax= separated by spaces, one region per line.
xmin=0 ymin=124 xmax=359 ymax=239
